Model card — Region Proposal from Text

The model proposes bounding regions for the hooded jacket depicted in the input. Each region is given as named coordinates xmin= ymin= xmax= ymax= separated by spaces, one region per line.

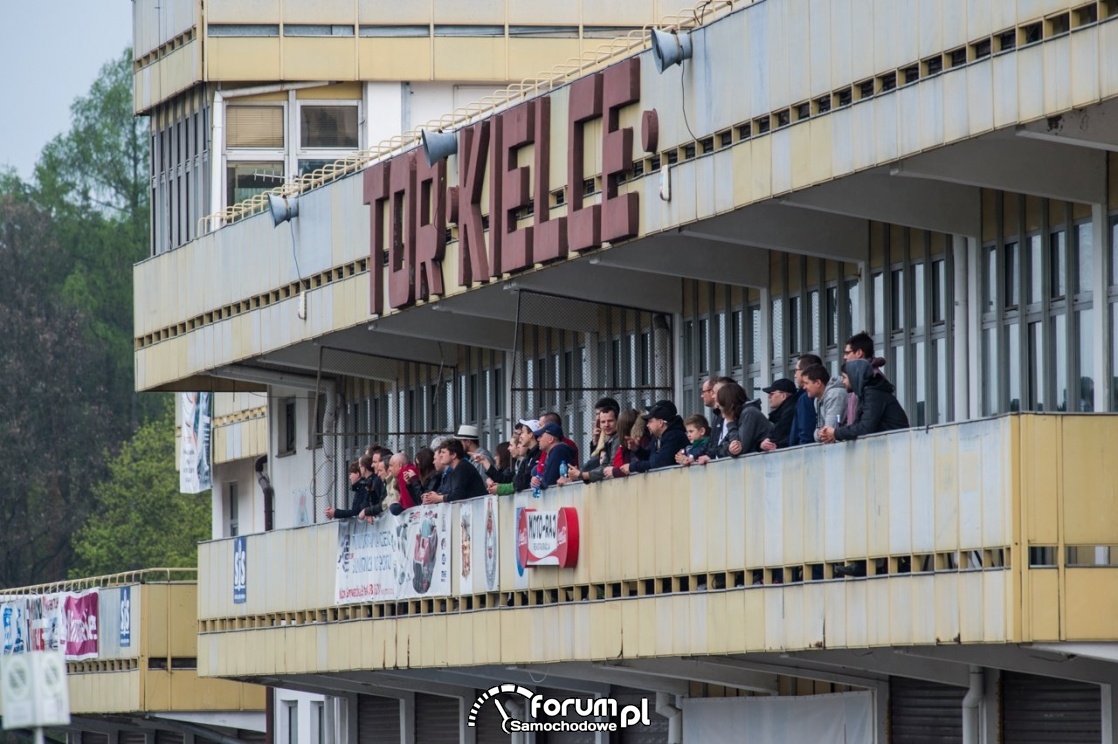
xmin=814 ymin=377 xmax=849 ymax=442
xmin=834 ymin=359 xmax=909 ymax=440
xmin=629 ymin=416 xmax=689 ymax=473
xmin=718 ymin=399 xmax=773 ymax=457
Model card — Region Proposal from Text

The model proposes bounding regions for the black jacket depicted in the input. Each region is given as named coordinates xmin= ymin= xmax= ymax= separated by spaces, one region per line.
xmin=630 ymin=417 xmax=688 ymax=473
xmin=718 ymin=400 xmax=773 ymax=457
xmin=335 ymin=475 xmax=375 ymax=518
xmin=437 ymin=459 xmax=489 ymax=502
xmin=767 ymin=397 xmax=797 ymax=448
xmin=835 ymin=375 xmax=909 ymax=440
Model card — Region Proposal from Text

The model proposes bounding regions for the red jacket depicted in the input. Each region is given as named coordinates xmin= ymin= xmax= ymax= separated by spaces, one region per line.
xmin=396 ymin=464 xmax=419 ymax=510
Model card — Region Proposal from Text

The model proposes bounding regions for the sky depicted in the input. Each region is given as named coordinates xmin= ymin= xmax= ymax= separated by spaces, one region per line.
xmin=0 ymin=2 xmax=133 ymax=181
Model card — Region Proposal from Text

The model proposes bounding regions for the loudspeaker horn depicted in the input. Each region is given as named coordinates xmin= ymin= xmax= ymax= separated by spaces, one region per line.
xmin=268 ymin=193 xmax=299 ymax=227
xmin=650 ymin=28 xmax=693 ymax=73
xmin=421 ymin=129 xmax=458 ymax=166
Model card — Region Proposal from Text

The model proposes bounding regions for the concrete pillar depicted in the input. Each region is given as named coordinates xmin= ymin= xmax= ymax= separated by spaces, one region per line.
xmin=459 ymin=697 xmax=477 ymax=744
xmin=399 ymin=692 xmax=415 ymax=744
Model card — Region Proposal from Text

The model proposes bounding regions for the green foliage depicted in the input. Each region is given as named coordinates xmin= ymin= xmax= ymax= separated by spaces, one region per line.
xmin=0 ymin=195 xmax=111 ymax=585
xmin=0 ymin=48 xmax=170 ymax=587
xmin=70 ymin=398 xmax=210 ymax=577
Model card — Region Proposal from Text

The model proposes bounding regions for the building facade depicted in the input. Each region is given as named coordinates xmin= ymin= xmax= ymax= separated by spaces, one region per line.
xmin=132 ymin=0 xmax=1118 ymax=741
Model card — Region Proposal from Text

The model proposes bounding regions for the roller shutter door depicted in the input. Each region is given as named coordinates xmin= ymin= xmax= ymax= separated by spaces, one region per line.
xmin=119 ymin=732 xmax=148 ymax=744
xmin=1002 ymin=672 xmax=1100 ymax=743
xmin=414 ymin=693 xmax=459 ymax=744
xmin=236 ymin=731 xmax=266 ymax=744
xmin=614 ymin=687 xmax=669 ymax=744
xmin=155 ymin=732 xmax=184 ymax=744
xmin=472 ymin=692 xmax=511 ymax=744
xmin=889 ymin=676 xmax=965 ymax=743
xmin=533 ymin=687 xmax=597 ymax=744
xmin=357 ymin=693 xmax=400 ymax=744
xmin=82 ymin=735 xmax=109 ymax=744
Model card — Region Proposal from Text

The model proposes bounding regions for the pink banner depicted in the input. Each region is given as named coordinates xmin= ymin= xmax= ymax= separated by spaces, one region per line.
xmin=64 ymin=590 xmax=99 ymax=660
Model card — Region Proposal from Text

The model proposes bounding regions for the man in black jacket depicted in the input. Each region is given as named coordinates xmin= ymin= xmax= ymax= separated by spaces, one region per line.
xmin=326 ymin=456 xmax=374 ymax=519
xmin=421 ymin=439 xmax=488 ymax=503
xmin=759 ymin=378 xmax=798 ymax=450
xmin=624 ymin=400 xmax=689 ymax=474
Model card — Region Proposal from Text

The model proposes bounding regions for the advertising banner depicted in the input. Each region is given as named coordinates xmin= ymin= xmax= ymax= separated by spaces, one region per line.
xmin=63 ymin=590 xmax=99 ymax=660
xmin=335 ymin=504 xmax=451 ymax=604
xmin=1 ymin=597 xmax=28 ymax=654
xmin=28 ymin=594 xmax=64 ymax=653
xmin=517 ymin=507 xmax=580 ymax=568
xmin=119 ymin=586 xmax=131 ymax=647
xmin=180 ymin=392 xmax=212 ymax=494
xmin=459 ymin=496 xmax=500 ymax=594
xmin=233 ymin=536 xmax=247 ymax=604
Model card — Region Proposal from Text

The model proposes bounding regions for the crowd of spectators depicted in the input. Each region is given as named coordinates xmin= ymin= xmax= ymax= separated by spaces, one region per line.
xmin=324 ymin=332 xmax=910 ymax=523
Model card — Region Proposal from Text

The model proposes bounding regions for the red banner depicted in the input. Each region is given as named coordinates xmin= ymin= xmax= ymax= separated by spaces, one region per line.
xmin=517 ymin=507 xmax=579 ymax=568
xmin=64 ymin=590 xmax=99 ymax=660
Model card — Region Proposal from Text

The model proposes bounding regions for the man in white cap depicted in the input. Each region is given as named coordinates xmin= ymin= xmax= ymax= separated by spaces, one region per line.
xmin=457 ymin=423 xmax=493 ymax=479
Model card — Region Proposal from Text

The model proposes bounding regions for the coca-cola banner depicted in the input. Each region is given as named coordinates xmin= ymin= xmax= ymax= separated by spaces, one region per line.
xmin=63 ymin=590 xmax=99 ymax=660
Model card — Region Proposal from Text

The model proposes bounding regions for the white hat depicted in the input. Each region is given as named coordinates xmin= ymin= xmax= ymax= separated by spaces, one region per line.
xmin=456 ymin=424 xmax=480 ymax=440
xmin=516 ymin=418 xmax=540 ymax=433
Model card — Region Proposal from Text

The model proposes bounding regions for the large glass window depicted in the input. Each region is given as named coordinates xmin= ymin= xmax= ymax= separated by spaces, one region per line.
xmin=1077 ymin=309 xmax=1094 ymax=411
xmin=1051 ymin=230 xmax=1067 ymax=299
xmin=227 ymin=162 xmax=284 ymax=206
xmin=300 ymin=105 xmax=359 ymax=148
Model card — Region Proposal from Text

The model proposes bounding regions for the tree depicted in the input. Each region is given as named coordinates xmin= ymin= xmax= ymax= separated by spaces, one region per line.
xmin=70 ymin=397 xmax=210 ymax=577
xmin=0 ymin=194 xmax=112 ymax=586
xmin=33 ymin=48 xmax=156 ymax=431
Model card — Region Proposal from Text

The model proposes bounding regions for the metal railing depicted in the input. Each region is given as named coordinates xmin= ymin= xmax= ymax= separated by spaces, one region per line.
xmin=198 ymin=0 xmax=742 ymax=233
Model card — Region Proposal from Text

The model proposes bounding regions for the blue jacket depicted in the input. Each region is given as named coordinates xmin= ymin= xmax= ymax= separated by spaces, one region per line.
xmin=539 ymin=442 xmax=577 ymax=488
xmin=787 ymin=388 xmax=816 ymax=447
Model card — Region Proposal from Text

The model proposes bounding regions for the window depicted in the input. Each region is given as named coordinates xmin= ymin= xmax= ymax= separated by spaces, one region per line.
xmin=279 ymin=398 xmax=297 ymax=455
xmin=312 ymin=702 xmax=325 ymax=744
xmin=227 ymin=106 xmax=284 ymax=148
xmin=300 ymin=106 xmax=358 ymax=149
xmin=285 ymin=702 xmax=299 ymax=744
xmin=227 ymin=482 xmax=239 ymax=537
xmin=227 ymin=162 xmax=284 ymax=207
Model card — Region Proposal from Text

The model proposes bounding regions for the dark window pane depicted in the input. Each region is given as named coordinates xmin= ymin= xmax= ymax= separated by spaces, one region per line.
xmin=300 ymin=105 xmax=359 ymax=149
xmin=1051 ymin=230 xmax=1067 ymax=298
xmin=1027 ymin=235 xmax=1043 ymax=304
xmin=913 ymin=262 xmax=926 ymax=328
xmin=1007 ymin=323 xmax=1021 ymax=412
xmin=891 ymin=269 xmax=905 ymax=330
xmin=872 ymin=273 xmax=884 ymax=335
xmin=1077 ymin=309 xmax=1094 ymax=411
xmin=932 ymin=259 xmax=946 ymax=323
xmin=1004 ymin=242 xmax=1019 ymax=308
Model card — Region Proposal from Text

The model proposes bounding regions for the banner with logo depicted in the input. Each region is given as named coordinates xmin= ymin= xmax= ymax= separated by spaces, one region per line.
xmin=180 ymin=392 xmax=213 ymax=494
xmin=335 ymin=504 xmax=451 ymax=604
xmin=459 ymin=496 xmax=500 ymax=594
xmin=233 ymin=536 xmax=247 ymax=604
xmin=63 ymin=590 xmax=99 ymax=660
xmin=28 ymin=593 xmax=64 ymax=653
xmin=517 ymin=507 xmax=580 ymax=568
xmin=1 ymin=597 xmax=28 ymax=654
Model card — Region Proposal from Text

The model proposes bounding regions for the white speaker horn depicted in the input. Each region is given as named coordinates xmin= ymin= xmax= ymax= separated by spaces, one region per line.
xmin=268 ymin=193 xmax=299 ymax=227
xmin=421 ymin=129 xmax=458 ymax=166
xmin=650 ymin=28 xmax=693 ymax=73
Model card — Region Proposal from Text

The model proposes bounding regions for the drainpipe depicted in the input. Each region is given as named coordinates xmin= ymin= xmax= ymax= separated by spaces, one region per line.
xmin=209 ymin=81 xmax=336 ymax=224
xmin=655 ymin=693 xmax=682 ymax=744
xmin=962 ymin=666 xmax=984 ymax=744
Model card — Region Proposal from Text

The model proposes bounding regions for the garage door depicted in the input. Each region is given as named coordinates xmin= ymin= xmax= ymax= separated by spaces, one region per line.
xmin=1002 ymin=672 xmax=1100 ymax=743
xmin=414 ymin=693 xmax=459 ymax=744
xmin=890 ymin=676 xmax=965 ymax=743
xmin=357 ymin=693 xmax=400 ymax=744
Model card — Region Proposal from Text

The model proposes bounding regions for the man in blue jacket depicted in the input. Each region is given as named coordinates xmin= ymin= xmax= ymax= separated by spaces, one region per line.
xmin=623 ymin=400 xmax=689 ymax=474
xmin=786 ymin=354 xmax=821 ymax=447
xmin=530 ymin=422 xmax=577 ymax=490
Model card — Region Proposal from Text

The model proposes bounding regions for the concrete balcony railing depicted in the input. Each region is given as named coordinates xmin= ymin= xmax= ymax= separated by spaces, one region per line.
xmin=194 ymin=414 xmax=1118 ymax=680
xmin=0 ymin=569 xmax=263 ymax=716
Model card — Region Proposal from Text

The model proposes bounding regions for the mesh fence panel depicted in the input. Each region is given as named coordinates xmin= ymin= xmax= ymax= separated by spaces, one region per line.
xmin=511 ymin=290 xmax=673 ymax=448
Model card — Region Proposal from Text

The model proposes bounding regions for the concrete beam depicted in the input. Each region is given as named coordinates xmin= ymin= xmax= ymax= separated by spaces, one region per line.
xmin=512 ymin=662 xmax=690 ymax=696
xmin=682 ymin=202 xmax=870 ymax=263
xmin=894 ymin=645 xmax=1118 ymax=685
xmin=594 ymin=234 xmax=770 ymax=288
xmin=613 ymin=658 xmax=779 ymax=694
xmin=508 ymin=261 xmax=683 ymax=315
xmin=781 ymin=171 xmax=981 ymax=237
xmin=1016 ymin=102 xmax=1118 ymax=153
xmin=892 ymin=135 xmax=1106 ymax=204
xmin=370 ymin=309 xmax=518 ymax=351
xmin=708 ymin=656 xmax=885 ymax=689
xmin=396 ymin=666 xmax=611 ymax=697
xmin=747 ymin=649 xmax=971 ymax=687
